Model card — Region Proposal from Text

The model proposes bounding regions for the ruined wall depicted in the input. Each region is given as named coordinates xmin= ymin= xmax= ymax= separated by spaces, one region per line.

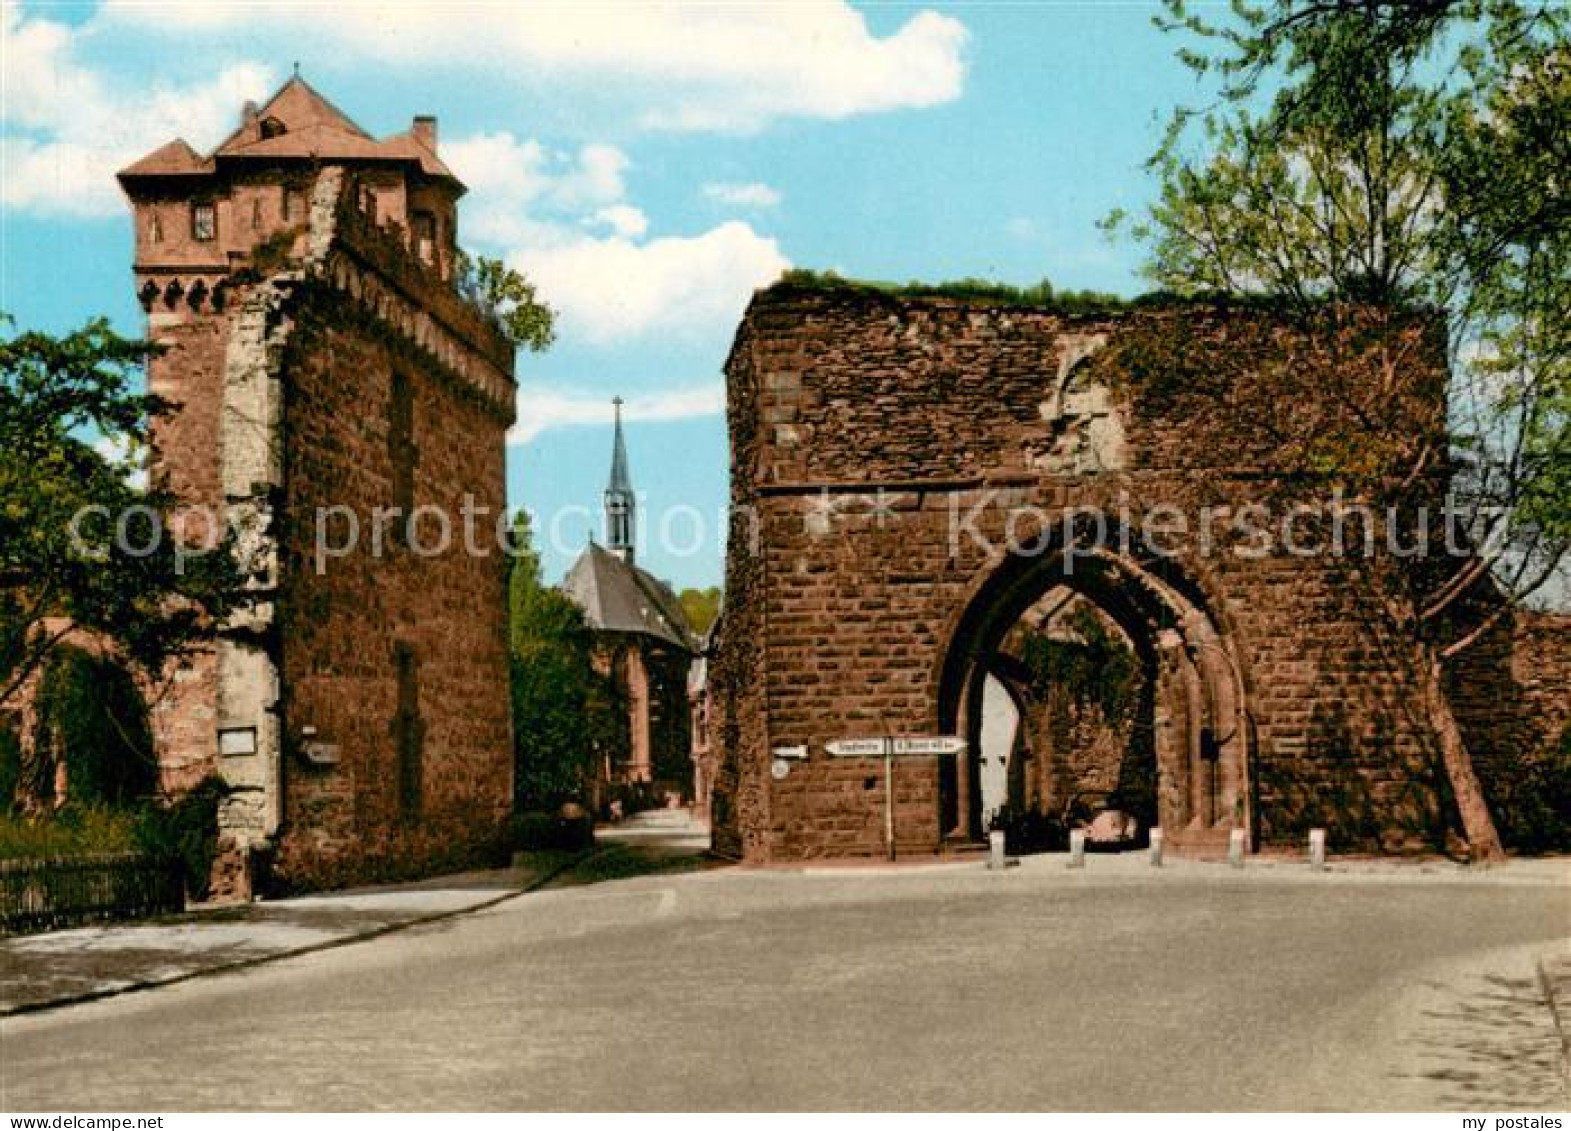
xmin=1451 ymin=611 xmax=1571 ymax=851
xmin=714 ymin=282 xmax=1460 ymax=862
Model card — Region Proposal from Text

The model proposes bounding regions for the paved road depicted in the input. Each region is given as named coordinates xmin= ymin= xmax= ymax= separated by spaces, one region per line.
xmin=2 ymin=826 xmax=1565 ymax=1111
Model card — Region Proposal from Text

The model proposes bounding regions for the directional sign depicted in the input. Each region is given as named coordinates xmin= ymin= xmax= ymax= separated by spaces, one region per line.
xmin=891 ymin=736 xmax=967 ymax=756
xmin=825 ymin=738 xmax=885 ymax=758
xmin=825 ymin=736 xmax=967 ymax=757
xmin=771 ymin=744 xmax=808 ymax=760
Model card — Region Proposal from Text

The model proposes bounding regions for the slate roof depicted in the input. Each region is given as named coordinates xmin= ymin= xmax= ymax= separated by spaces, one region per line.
xmin=562 ymin=542 xmax=696 ymax=653
xmin=607 ymin=406 xmax=632 ymax=495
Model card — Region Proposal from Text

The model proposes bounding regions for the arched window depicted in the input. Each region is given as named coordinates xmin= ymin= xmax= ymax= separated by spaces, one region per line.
xmin=259 ymin=116 xmax=286 ymax=140
xmin=147 ymin=211 xmax=163 ymax=244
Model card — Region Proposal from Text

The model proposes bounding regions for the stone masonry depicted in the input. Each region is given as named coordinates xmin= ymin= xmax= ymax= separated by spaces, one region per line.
xmin=118 ymin=78 xmax=515 ymax=896
xmin=710 ymin=279 xmax=1566 ymax=863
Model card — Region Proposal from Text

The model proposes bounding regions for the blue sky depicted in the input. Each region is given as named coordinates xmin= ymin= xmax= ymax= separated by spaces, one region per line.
xmin=1 ymin=2 xmax=1209 ymax=590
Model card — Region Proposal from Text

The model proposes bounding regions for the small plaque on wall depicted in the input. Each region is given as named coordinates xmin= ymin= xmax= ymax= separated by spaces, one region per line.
xmin=218 ymin=727 xmax=257 ymax=756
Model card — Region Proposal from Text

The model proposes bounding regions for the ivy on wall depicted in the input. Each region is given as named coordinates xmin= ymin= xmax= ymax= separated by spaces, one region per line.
xmin=1017 ymin=605 xmax=1142 ymax=730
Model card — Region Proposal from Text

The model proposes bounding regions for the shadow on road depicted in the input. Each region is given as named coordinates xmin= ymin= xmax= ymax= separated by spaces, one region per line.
xmin=548 ymin=810 xmax=732 ymax=890
xmin=1399 ymin=971 xmax=1566 ymax=1108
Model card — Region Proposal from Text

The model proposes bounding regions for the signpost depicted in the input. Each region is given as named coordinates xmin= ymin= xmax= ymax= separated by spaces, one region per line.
xmin=825 ymin=735 xmax=968 ymax=861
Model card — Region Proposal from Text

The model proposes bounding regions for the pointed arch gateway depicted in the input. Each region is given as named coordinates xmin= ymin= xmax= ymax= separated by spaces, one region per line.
xmin=934 ymin=521 xmax=1254 ymax=850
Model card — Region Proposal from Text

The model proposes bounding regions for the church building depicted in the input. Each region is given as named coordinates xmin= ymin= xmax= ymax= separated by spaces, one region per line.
xmin=563 ymin=402 xmax=697 ymax=803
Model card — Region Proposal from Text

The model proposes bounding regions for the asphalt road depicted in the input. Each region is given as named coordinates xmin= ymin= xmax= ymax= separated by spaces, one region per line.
xmin=1 ymin=831 xmax=1565 ymax=1111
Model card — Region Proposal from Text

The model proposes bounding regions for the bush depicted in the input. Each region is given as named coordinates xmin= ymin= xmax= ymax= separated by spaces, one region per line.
xmin=30 ymin=646 xmax=157 ymax=809
xmin=1496 ymin=726 xmax=1571 ymax=855
xmin=134 ymin=776 xmax=227 ymax=900
xmin=0 ymin=804 xmax=140 ymax=860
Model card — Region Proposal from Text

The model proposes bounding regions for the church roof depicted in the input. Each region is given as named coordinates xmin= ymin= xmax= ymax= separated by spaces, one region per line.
xmin=607 ymin=405 xmax=632 ymax=495
xmin=562 ymin=543 xmax=695 ymax=652
xmin=119 ymin=75 xmax=461 ymax=188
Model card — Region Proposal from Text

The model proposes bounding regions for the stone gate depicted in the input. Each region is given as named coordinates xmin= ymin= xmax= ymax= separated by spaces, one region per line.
xmin=709 ymin=278 xmax=1473 ymax=862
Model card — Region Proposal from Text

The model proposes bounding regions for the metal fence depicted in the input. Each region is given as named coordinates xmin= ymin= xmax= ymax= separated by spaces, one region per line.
xmin=0 ymin=852 xmax=184 ymax=935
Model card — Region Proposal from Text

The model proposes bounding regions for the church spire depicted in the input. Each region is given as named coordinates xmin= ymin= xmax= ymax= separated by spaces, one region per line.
xmin=605 ymin=397 xmax=635 ymax=563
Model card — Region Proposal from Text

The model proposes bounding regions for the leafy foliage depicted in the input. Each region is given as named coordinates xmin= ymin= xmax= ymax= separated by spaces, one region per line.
xmin=132 ymin=774 xmax=228 ymax=899
xmin=27 ymin=645 xmax=157 ymax=810
xmin=678 ymin=586 xmax=722 ymax=637
xmin=0 ymin=804 xmax=140 ymax=860
xmin=1017 ymin=604 xmax=1142 ymax=730
xmin=0 ymin=315 xmax=247 ymax=710
xmin=1108 ymin=1 xmax=1569 ymax=609
xmin=776 ymin=270 xmax=1126 ymax=313
xmin=455 ymin=251 xmax=557 ymax=353
xmin=507 ymin=512 xmax=624 ymax=810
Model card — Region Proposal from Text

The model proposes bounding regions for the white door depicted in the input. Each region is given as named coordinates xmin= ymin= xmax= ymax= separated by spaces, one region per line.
xmin=978 ymin=673 xmax=1020 ymax=831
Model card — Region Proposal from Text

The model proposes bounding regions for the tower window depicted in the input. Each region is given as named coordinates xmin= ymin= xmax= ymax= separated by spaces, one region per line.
xmin=191 ymin=203 xmax=216 ymax=242
xmin=388 ymin=368 xmax=418 ymax=531
xmin=147 ymin=212 xmax=163 ymax=244
xmin=412 ymin=211 xmax=436 ymax=264
xmin=283 ymin=187 xmax=305 ymax=223
xmin=393 ymin=642 xmax=423 ymax=820
xmin=259 ymin=116 xmax=286 ymax=140
xmin=251 ymin=197 xmax=263 ymax=229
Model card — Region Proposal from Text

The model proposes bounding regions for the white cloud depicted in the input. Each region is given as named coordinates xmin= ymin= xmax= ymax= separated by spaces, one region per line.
xmin=703 ymin=181 xmax=783 ymax=209
xmin=98 ymin=2 xmax=969 ymax=133
xmin=510 ymin=384 xmax=725 ymax=445
xmin=591 ymin=205 xmax=649 ymax=240
xmin=445 ymin=133 xmax=634 ymax=246
xmin=447 ymin=134 xmax=789 ymax=344
xmin=0 ymin=8 xmax=273 ymax=217
xmin=518 ymin=222 xmax=788 ymax=345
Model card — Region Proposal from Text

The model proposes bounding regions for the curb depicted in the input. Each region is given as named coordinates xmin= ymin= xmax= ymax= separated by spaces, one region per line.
xmin=1535 ymin=953 xmax=1571 ymax=1099
xmin=1 ymin=846 xmax=602 ymax=1020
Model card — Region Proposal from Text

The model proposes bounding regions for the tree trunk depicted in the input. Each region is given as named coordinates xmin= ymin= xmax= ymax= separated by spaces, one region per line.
xmin=1419 ymin=645 xmax=1506 ymax=864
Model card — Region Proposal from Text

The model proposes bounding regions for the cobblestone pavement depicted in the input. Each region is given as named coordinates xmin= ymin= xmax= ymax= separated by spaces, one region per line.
xmin=0 ymin=823 xmax=1564 ymax=1111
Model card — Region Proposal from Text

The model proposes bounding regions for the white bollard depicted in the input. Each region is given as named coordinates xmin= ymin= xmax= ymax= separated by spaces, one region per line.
xmin=1228 ymin=828 xmax=1247 ymax=868
xmin=988 ymin=829 xmax=1007 ymax=871
xmin=1309 ymin=828 xmax=1326 ymax=871
xmin=1068 ymin=829 xmax=1086 ymax=869
xmin=1149 ymin=827 xmax=1165 ymax=867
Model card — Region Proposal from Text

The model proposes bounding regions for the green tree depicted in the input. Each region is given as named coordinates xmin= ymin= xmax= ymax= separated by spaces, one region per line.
xmin=455 ymin=251 xmax=556 ymax=353
xmin=0 ymin=316 xmax=246 ymax=712
xmin=1109 ymin=1 xmax=1570 ymax=860
xmin=678 ymin=586 xmax=722 ymax=638
xmin=506 ymin=512 xmax=623 ymax=811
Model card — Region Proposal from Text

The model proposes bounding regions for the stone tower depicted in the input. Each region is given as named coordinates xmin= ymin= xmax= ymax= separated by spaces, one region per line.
xmin=604 ymin=397 xmax=635 ymax=562
xmin=118 ymin=77 xmax=518 ymax=898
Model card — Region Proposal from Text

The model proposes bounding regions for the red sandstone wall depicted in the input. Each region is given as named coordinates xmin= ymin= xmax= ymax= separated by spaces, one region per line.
xmin=715 ymin=285 xmax=1462 ymax=860
xmin=143 ymin=311 xmax=231 ymax=795
xmin=270 ymin=287 xmax=513 ymax=888
xmin=1451 ymin=611 xmax=1571 ymax=850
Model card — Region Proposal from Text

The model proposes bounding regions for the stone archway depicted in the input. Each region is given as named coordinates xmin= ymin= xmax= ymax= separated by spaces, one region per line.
xmin=935 ymin=538 xmax=1252 ymax=850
